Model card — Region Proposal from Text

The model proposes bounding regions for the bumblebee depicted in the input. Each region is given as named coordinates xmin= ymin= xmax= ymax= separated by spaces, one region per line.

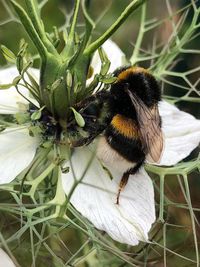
xmin=71 ymin=66 xmax=164 ymax=204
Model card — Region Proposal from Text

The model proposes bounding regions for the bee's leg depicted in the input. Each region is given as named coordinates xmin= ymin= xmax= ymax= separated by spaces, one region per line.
xmin=116 ymin=171 xmax=130 ymax=205
xmin=116 ymin=159 xmax=145 ymax=205
xmin=71 ymin=135 xmax=97 ymax=147
xmin=74 ymin=90 xmax=110 ymax=110
xmin=71 ymin=129 xmax=103 ymax=147
xmin=74 ymin=95 xmax=96 ymax=110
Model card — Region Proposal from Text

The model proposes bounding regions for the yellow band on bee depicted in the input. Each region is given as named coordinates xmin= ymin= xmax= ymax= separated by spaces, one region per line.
xmin=111 ymin=114 xmax=139 ymax=138
xmin=117 ymin=66 xmax=149 ymax=81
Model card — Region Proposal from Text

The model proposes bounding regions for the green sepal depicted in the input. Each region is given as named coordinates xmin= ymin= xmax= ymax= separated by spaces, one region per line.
xmin=31 ymin=106 xmax=45 ymax=121
xmin=100 ymin=62 xmax=111 ymax=76
xmin=52 ymin=26 xmax=60 ymax=48
xmin=29 ymin=125 xmax=43 ymax=137
xmin=99 ymin=76 xmax=117 ymax=84
xmin=41 ymin=140 xmax=53 ymax=149
xmin=31 ymin=110 xmax=42 ymax=121
xmin=15 ymin=112 xmax=30 ymax=124
xmin=0 ymin=75 xmax=21 ymax=90
xmin=16 ymin=54 xmax=23 ymax=74
xmin=70 ymin=107 xmax=85 ymax=127
xmin=98 ymin=47 xmax=111 ymax=76
xmin=0 ymin=83 xmax=14 ymax=90
xmin=1 ymin=45 xmax=16 ymax=63
xmin=16 ymin=41 xmax=28 ymax=74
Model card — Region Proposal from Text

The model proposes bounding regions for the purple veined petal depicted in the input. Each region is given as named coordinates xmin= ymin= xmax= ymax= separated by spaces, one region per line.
xmin=0 ymin=127 xmax=39 ymax=184
xmin=62 ymin=146 xmax=155 ymax=246
xmin=157 ymin=101 xmax=200 ymax=166
xmin=0 ymin=67 xmax=39 ymax=114
xmin=87 ymin=39 xmax=125 ymax=84
xmin=0 ymin=249 xmax=16 ymax=267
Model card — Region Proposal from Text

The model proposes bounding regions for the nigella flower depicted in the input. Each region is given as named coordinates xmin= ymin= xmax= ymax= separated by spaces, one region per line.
xmin=0 ymin=40 xmax=200 ymax=246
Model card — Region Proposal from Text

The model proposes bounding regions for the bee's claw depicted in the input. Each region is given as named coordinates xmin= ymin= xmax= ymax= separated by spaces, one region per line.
xmin=116 ymin=189 xmax=121 ymax=205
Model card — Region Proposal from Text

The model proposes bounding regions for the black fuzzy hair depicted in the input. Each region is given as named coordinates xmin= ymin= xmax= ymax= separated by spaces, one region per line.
xmin=109 ymin=67 xmax=161 ymax=118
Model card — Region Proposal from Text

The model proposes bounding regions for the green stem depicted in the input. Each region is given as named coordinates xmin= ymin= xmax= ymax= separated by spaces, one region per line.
xmin=28 ymin=163 xmax=56 ymax=199
xmin=25 ymin=0 xmax=59 ymax=56
xmin=82 ymin=0 xmax=95 ymax=45
xmin=82 ymin=0 xmax=95 ymax=30
xmin=29 ymin=226 xmax=36 ymax=267
xmin=130 ymin=2 xmax=146 ymax=65
xmin=60 ymin=0 xmax=81 ymax=58
xmin=51 ymin=168 xmax=67 ymax=217
xmin=84 ymin=0 xmax=147 ymax=55
xmin=152 ymin=7 xmax=200 ymax=76
xmin=163 ymin=223 xmax=167 ymax=267
xmin=0 ymin=232 xmax=20 ymax=267
xmin=183 ymin=174 xmax=199 ymax=267
xmin=159 ymin=174 xmax=165 ymax=223
xmin=69 ymin=0 xmax=81 ymax=40
xmin=10 ymin=0 xmax=47 ymax=61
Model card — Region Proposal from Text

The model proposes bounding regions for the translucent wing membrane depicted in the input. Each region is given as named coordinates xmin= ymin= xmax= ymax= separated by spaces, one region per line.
xmin=127 ymin=89 xmax=164 ymax=163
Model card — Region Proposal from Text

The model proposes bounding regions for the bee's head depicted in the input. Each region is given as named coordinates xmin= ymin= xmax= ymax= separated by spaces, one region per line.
xmin=110 ymin=66 xmax=161 ymax=118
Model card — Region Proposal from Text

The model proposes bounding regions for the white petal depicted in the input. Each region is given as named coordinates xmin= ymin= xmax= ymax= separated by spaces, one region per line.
xmin=62 ymin=146 xmax=155 ymax=246
xmin=87 ymin=39 xmax=125 ymax=84
xmin=0 ymin=249 xmax=16 ymax=267
xmin=0 ymin=127 xmax=39 ymax=184
xmin=158 ymin=101 xmax=200 ymax=166
xmin=0 ymin=67 xmax=39 ymax=114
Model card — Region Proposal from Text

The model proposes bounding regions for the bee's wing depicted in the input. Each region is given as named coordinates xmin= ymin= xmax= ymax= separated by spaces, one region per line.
xmin=127 ymin=89 xmax=164 ymax=163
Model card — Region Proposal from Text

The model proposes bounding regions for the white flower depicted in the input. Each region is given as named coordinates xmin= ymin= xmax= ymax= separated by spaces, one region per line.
xmin=0 ymin=249 xmax=16 ymax=267
xmin=0 ymin=40 xmax=200 ymax=246
xmin=0 ymin=67 xmax=39 ymax=114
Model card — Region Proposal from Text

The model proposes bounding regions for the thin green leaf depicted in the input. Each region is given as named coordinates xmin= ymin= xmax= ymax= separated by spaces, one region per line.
xmin=1 ymin=45 xmax=16 ymax=63
xmin=0 ymin=75 xmax=21 ymax=89
xmin=0 ymin=83 xmax=13 ymax=89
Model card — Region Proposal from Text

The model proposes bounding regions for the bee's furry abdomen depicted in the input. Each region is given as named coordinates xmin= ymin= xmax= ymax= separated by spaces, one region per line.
xmin=97 ymin=136 xmax=136 ymax=173
xmin=111 ymin=114 xmax=139 ymax=138
xmin=105 ymin=124 xmax=145 ymax=164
